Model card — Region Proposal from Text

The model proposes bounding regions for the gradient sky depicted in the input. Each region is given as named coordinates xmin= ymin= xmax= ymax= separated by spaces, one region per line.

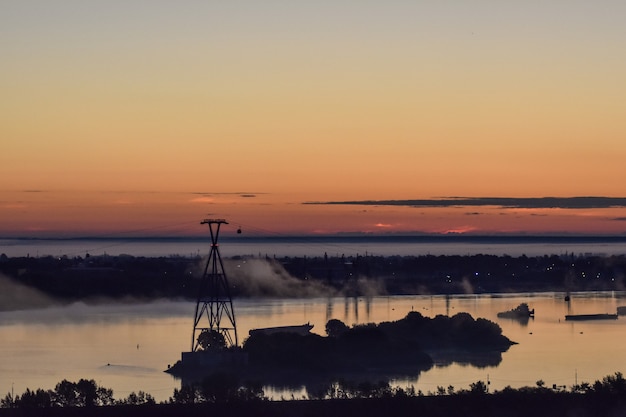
xmin=2 ymin=1 xmax=626 ymax=237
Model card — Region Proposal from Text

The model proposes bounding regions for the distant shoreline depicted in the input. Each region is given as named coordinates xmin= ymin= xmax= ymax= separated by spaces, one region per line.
xmin=3 ymin=249 xmax=626 ymax=303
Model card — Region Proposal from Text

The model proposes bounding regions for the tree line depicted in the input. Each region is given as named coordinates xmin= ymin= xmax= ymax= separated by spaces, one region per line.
xmin=1 ymin=379 xmax=154 ymax=408
xmin=3 ymin=372 xmax=626 ymax=414
xmin=3 ymin=252 xmax=626 ymax=303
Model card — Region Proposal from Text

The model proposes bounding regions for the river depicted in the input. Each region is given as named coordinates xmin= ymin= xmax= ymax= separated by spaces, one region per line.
xmin=2 ymin=292 xmax=626 ymax=402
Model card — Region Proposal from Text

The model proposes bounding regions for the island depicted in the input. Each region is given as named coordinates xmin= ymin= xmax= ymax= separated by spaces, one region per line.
xmin=166 ymin=310 xmax=514 ymax=390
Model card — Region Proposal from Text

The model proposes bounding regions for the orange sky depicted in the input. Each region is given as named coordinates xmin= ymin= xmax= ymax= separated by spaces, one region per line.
xmin=2 ymin=2 xmax=626 ymax=237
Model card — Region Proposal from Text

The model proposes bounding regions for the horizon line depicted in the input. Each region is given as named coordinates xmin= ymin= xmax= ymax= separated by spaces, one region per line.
xmin=4 ymin=232 xmax=626 ymax=241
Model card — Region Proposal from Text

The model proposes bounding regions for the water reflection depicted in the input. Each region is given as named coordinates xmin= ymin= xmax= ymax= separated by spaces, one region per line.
xmin=428 ymin=350 xmax=504 ymax=369
xmin=172 ymin=297 xmax=512 ymax=396
xmin=176 ymin=365 xmax=431 ymax=397
xmin=2 ymin=292 xmax=626 ymax=401
xmin=498 ymin=315 xmax=532 ymax=326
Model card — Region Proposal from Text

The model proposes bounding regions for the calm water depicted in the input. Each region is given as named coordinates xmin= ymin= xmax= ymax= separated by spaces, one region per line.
xmin=2 ymin=237 xmax=626 ymax=401
xmin=2 ymin=292 xmax=626 ymax=402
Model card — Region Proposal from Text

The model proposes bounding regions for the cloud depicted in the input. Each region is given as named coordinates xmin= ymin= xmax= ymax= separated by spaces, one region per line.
xmin=440 ymin=226 xmax=478 ymax=234
xmin=190 ymin=196 xmax=215 ymax=203
xmin=189 ymin=192 xmax=259 ymax=203
xmin=2 ymin=203 xmax=27 ymax=209
xmin=190 ymin=192 xmax=262 ymax=196
xmin=305 ymin=197 xmax=626 ymax=209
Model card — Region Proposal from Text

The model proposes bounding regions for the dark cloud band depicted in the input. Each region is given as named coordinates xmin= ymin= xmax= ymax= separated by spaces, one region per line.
xmin=305 ymin=197 xmax=626 ymax=209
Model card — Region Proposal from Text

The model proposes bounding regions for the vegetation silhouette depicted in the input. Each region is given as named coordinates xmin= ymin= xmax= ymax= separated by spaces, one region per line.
xmin=243 ymin=312 xmax=510 ymax=377
xmin=4 ymin=373 xmax=626 ymax=417
xmin=168 ymin=311 xmax=512 ymax=393
xmin=2 ymin=251 xmax=626 ymax=304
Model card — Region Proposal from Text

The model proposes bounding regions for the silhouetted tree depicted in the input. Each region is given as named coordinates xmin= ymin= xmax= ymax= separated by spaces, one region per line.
xmin=197 ymin=329 xmax=226 ymax=350
xmin=592 ymin=372 xmax=626 ymax=393
xmin=52 ymin=379 xmax=113 ymax=407
xmin=468 ymin=380 xmax=489 ymax=395
xmin=170 ymin=384 xmax=201 ymax=404
xmin=14 ymin=388 xmax=53 ymax=408
xmin=325 ymin=318 xmax=349 ymax=337
xmin=117 ymin=391 xmax=155 ymax=405
xmin=54 ymin=380 xmax=80 ymax=407
xmin=0 ymin=392 xmax=14 ymax=408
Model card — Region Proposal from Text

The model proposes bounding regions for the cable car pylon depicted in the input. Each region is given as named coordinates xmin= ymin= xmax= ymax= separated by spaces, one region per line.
xmin=191 ymin=218 xmax=238 ymax=351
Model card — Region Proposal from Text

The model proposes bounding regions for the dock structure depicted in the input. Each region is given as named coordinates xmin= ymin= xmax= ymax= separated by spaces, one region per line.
xmin=565 ymin=313 xmax=618 ymax=321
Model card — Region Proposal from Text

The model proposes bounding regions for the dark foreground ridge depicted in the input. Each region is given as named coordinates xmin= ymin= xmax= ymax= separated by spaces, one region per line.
xmin=0 ymin=396 xmax=623 ymax=417
xmin=2 ymin=251 xmax=626 ymax=305
xmin=3 ymin=373 xmax=626 ymax=417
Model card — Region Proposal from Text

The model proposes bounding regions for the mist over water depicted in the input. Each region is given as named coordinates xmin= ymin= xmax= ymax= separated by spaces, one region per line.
xmin=226 ymin=258 xmax=330 ymax=298
xmin=0 ymin=274 xmax=55 ymax=311
xmin=3 ymin=292 xmax=626 ymax=402
xmin=224 ymin=257 xmax=387 ymax=298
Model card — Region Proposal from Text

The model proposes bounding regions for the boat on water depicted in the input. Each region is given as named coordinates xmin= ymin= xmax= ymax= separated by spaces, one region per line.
xmin=497 ymin=303 xmax=534 ymax=319
xmin=249 ymin=323 xmax=314 ymax=337
xmin=565 ymin=313 xmax=618 ymax=321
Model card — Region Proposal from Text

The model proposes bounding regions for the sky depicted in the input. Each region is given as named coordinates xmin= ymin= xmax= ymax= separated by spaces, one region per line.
xmin=2 ymin=1 xmax=626 ymax=237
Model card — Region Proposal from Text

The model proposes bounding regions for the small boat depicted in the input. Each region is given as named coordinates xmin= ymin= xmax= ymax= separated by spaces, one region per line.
xmin=249 ymin=323 xmax=314 ymax=336
xmin=497 ymin=303 xmax=534 ymax=319
xmin=565 ymin=313 xmax=618 ymax=321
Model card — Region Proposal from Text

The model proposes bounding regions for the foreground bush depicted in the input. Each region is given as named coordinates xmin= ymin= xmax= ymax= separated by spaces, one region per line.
xmin=3 ymin=372 xmax=626 ymax=409
xmin=1 ymin=379 xmax=152 ymax=408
